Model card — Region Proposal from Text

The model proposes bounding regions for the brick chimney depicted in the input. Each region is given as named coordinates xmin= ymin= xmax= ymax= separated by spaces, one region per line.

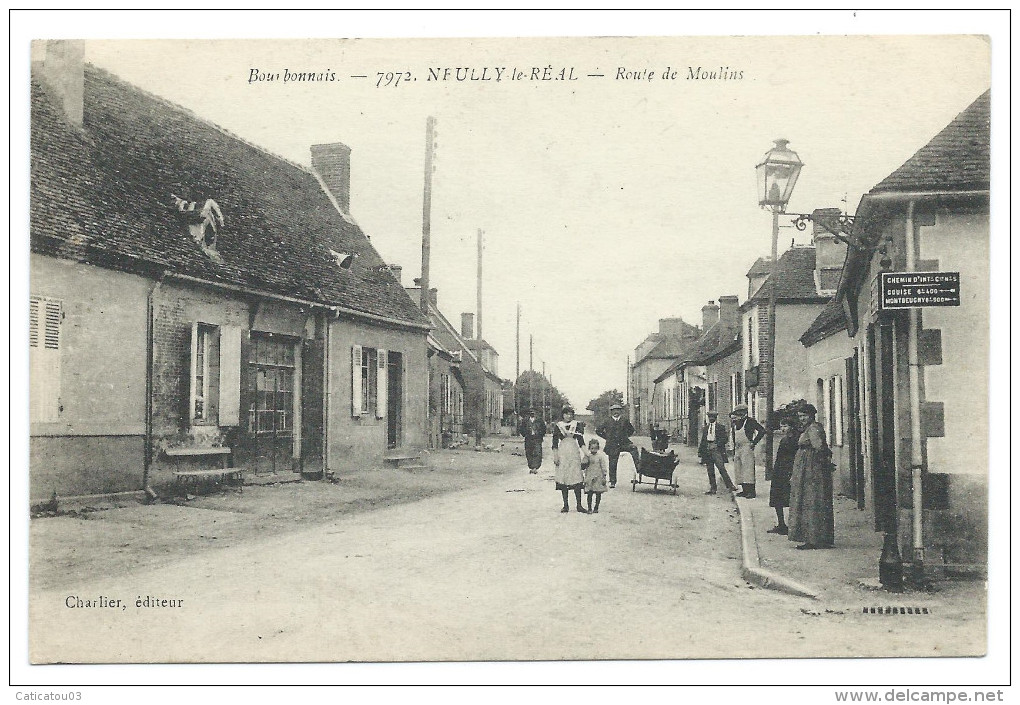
xmin=461 ymin=313 xmax=475 ymax=339
xmin=701 ymin=300 xmax=720 ymax=331
xmin=37 ymin=40 xmax=85 ymax=126
xmin=718 ymin=295 xmax=740 ymax=330
xmin=658 ymin=317 xmax=688 ymax=336
xmin=389 ymin=264 xmax=402 ymax=284
xmin=811 ymin=207 xmax=849 ymax=292
xmin=310 ymin=142 xmax=352 ymax=214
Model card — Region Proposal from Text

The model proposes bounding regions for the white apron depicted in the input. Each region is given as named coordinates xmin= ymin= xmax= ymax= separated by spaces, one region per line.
xmin=731 ymin=420 xmax=756 ymax=485
xmin=554 ymin=421 xmax=585 ymax=488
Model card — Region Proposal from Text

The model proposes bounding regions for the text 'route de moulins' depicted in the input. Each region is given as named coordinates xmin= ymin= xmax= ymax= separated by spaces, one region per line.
xmin=247 ymin=65 xmax=745 ymax=87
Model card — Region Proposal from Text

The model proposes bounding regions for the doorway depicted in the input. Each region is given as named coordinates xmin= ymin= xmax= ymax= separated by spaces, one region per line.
xmin=867 ymin=321 xmax=897 ymax=532
xmin=387 ymin=351 xmax=403 ymax=449
xmin=846 ymin=349 xmax=866 ymax=509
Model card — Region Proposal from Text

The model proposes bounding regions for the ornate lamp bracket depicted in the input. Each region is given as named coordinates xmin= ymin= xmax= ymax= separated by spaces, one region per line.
xmin=789 ymin=212 xmax=860 ymax=248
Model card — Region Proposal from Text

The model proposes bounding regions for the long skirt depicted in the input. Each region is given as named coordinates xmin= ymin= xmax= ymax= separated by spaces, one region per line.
xmin=524 ymin=438 xmax=543 ymax=470
xmin=554 ymin=441 xmax=584 ymax=490
xmin=787 ymin=447 xmax=834 ymax=546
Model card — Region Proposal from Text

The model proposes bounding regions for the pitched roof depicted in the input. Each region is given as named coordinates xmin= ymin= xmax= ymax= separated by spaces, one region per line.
xmin=799 ymin=298 xmax=847 ymax=347
xmin=746 ymin=257 xmax=772 ymax=277
xmin=744 ymin=246 xmax=827 ymax=306
xmin=686 ymin=321 xmax=741 ymax=366
xmin=871 ymin=90 xmax=990 ymax=194
xmin=31 ymin=65 xmax=429 ymax=329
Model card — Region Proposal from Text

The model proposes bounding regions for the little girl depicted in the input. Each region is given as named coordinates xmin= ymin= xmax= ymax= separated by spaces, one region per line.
xmin=583 ymin=438 xmax=610 ymax=514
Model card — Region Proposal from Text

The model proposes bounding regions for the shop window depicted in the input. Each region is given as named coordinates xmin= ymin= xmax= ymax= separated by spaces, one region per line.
xmin=247 ymin=333 xmax=296 ymax=434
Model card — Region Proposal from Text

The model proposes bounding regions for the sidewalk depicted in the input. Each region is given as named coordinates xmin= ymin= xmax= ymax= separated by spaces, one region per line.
xmin=667 ymin=442 xmax=986 ymax=611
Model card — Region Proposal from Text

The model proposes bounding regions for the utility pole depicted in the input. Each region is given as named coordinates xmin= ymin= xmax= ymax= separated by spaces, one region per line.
xmin=419 ymin=116 xmax=436 ymax=313
xmin=542 ymin=361 xmax=547 ymax=422
xmin=476 ymin=228 xmax=484 ymax=341
xmin=515 ymin=302 xmax=520 ymax=428
xmin=529 ymin=334 xmax=534 ymax=412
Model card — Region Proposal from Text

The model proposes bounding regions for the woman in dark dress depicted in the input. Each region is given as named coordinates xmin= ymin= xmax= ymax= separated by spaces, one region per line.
xmin=787 ymin=404 xmax=835 ymax=549
xmin=768 ymin=416 xmax=799 ymax=535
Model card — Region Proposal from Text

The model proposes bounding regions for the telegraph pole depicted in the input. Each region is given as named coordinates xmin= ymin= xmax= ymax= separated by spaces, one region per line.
xmin=515 ymin=302 xmax=521 ymax=428
xmin=419 ymin=116 xmax=436 ymax=313
xmin=529 ymin=334 xmax=534 ymax=412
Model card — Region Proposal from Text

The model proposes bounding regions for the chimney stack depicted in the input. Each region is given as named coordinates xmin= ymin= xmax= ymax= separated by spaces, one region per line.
xmin=389 ymin=265 xmax=402 ymax=284
xmin=310 ymin=142 xmax=352 ymax=214
xmin=811 ymin=207 xmax=849 ymax=288
xmin=718 ymin=295 xmax=740 ymax=330
xmin=701 ymin=300 xmax=720 ymax=331
xmin=461 ymin=313 xmax=475 ymax=339
xmin=37 ymin=40 xmax=85 ymax=127
xmin=429 ymin=288 xmax=438 ymax=307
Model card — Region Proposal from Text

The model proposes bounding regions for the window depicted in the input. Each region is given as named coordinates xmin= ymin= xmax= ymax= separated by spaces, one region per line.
xmin=351 ymin=345 xmax=387 ymax=418
xmin=248 ymin=333 xmax=296 ymax=434
xmin=191 ymin=323 xmax=217 ymax=422
xmin=30 ymin=296 xmax=62 ymax=423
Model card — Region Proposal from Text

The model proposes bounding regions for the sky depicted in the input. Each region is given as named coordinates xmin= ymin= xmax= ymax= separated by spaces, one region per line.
xmin=31 ymin=18 xmax=993 ymax=411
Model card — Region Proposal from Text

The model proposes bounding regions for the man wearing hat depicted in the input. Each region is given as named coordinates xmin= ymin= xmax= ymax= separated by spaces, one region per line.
xmin=517 ymin=408 xmax=547 ymax=473
xmin=729 ymin=404 xmax=767 ymax=498
xmin=596 ymin=403 xmax=639 ymax=488
xmin=698 ymin=409 xmax=737 ymax=494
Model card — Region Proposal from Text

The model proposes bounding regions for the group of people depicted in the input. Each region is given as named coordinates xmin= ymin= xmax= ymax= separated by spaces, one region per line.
xmin=518 ymin=402 xmax=640 ymax=514
xmin=698 ymin=402 xmax=835 ymax=550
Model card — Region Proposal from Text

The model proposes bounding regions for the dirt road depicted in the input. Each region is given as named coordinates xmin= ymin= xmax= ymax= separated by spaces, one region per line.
xmin=29 ymin=443 xmax=985 ymax=663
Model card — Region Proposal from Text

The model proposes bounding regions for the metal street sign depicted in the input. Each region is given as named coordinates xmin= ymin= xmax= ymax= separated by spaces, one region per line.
xmin=880 ymin=272 xmax=961 ymax=309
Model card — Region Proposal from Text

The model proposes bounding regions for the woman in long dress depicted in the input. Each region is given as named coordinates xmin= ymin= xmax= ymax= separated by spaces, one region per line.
xmin=552 ymin=406 xmax=587 ymax=513
xmin=787 ymin=404 xmax=834 ymax=549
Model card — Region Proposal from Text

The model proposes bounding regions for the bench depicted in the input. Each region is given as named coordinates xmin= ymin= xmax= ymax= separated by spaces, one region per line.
xmin=163 ymin=447 xmax=241 ymax=493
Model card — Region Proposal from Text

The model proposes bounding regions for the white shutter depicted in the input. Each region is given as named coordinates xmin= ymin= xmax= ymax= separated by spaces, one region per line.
xmin=219 ymin=325 xmax=242 ymax=426
xmin=351 ymin=344 xmax=363 ymax=416
xmin=376 ymin=349 xmax=387 ymax=419
xmin=822 ymin=377 xmax=831 ymax=442
xmin=189 ymin=321 xmax=200 ymax=424
xmin=30 ymin=297 xmax=62 ymax=423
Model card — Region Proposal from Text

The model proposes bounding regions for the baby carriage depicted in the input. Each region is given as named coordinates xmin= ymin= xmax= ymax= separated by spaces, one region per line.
xmin=632 ymin=447 xmax=681 ymax=495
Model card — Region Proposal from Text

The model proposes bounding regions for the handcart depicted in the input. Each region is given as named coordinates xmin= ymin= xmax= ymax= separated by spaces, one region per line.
xmin=632 ymin=447 xmax=681 ymax=495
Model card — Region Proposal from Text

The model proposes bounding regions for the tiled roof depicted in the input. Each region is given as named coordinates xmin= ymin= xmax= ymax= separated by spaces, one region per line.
xmin=871 ymin=90 xmax=990 ymax=193
xmin=800 ymin=298 xmax=847 ymax=347
xmin=686 ymin=321 xmax=741 ymax=366
xmin=31 ymin=65 xmax=429 ymax=328
xmin=746 ymin=257 xmax=772 ymax=277
xmin=745 ymin=246 xmax=827 ymax=305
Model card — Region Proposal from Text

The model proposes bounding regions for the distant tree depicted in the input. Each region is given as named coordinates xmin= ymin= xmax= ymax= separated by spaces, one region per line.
xmin=514 ymin=370 xmax=570 ymax=424
xmin=587 ymin=389 xmax=625 ymax=429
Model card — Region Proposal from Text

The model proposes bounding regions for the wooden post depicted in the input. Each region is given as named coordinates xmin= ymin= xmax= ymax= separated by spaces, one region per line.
xmin=420 ymin=116 xmax=436 ymax=313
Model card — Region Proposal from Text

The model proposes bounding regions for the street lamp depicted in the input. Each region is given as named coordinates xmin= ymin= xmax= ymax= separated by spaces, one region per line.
xmin=755 ymin=139 xmax=803 ymax=478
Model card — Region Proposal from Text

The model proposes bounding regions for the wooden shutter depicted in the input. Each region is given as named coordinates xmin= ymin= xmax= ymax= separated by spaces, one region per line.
xmin=189 ymin=321 xmax=200 ymax=424
xmin=834 ymin=375 xmax=844 ymax=446
xmin=351 ymin=344 xmax=362 ymax=416
xmin=30 ymin=297 xmax=62 ymax=423
xmin=376 ymin=349 xmax=387 ymax=419
xmin=219 ymin=325 xmax=242 ymax=426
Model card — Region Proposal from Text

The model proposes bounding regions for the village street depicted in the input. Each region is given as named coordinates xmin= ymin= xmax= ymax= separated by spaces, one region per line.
xmin=29 ymin=438 xmax=985 ymax=664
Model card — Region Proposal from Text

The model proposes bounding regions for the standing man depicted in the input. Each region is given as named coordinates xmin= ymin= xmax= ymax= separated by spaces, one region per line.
xmin=730 ymin=404 xmax=767 ymax=498
xmin=698 ymin=410 xmax=737 ymax=495
xmin=517 ymin=408 xmax=547 ymax=473
xmin=596 ymin=403 xmax=640 ymax=488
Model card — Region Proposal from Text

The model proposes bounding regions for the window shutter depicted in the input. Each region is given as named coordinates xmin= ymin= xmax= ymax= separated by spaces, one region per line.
xmin=351 ymin=344 xmax=362 ymax=417
xmin=219 ymin=325 xmax=242 ymax=426
xmin=30 ymin=297 xmax=62 ymax=423
xmin=376 ymin=349 xmax=387 ymax=419
xmin=189 ymin=321 xmax=200 ymax=425
xmin=834 ymin=375 xmax=844 ymax=446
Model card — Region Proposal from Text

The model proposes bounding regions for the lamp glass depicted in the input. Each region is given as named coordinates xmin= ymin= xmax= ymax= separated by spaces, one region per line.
xmin=756 ymin=139 xmax=803 ymax=209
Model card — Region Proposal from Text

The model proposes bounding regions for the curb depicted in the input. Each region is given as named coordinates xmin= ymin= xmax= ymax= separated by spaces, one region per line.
xmin=733 ymin=494 xmax=820 ymax=599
